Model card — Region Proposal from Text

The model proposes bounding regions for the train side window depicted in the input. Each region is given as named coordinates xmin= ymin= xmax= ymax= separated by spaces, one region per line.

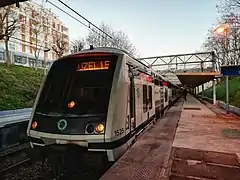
xmin=143 ymin=85 xmax=147 ymax=113
xmin=129 ymin=84 xmax=134 ymax=119
xmin=148 ymin=86 xmax=152 ymax=110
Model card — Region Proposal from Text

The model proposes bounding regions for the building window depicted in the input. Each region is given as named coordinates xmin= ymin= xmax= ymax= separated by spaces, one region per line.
xmin=36 ymin=60 xmax=44 ymax=67
xmin=29 ymin=19 xmax=32 ymax=27
xmin=58 ymin=24 xmax=60 ymax=31
xmin=143 ymin=85 xmax=147 ymax=113
xmin=29 ymin=26 xmax=32 ymax=36
xmin=9 ymin=43 xmax=16 ymax=51
xmin=22 ymin=44 xmax=26 ymax=52
xmin=29 ymin=58 xmax=35 ymax=67
xmin=52 ymin=36 xmax=56 ymax=44
xmin=42 ymin=16 xmax=47 ymax=24
xmin=52 ymin=21 xmax=55 ymax=29
xmin=43 ymin=25 xmax=48 ymax=33
xmin=21 ymin=24 xmax=26 ymax=34
xmin=30 ymin=37 xmax=33 ymax=53
xmin=32 ymin=10 xmax=38 ymax=19
xmin=14 ymin=55 xmax=27 ymax=64
xmin=19 ymin=14 xmax=26 ymax=24
xmin=44 ymin=34 xmax=48 ymax=41
xmin=148 ymin=86 xmax=152 ymax=110
xmin=21 ymin=34 xmax=25 ymax=41
xmin=52 ymin=29 xmax=57 ymax=36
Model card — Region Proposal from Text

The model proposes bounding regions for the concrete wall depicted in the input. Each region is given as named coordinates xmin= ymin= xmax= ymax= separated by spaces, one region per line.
xmin=0 ymin=108 xmax=32 ymax=117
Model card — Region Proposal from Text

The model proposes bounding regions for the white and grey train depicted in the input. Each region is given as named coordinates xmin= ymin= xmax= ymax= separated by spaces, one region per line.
xmin=27 ymin=47 xmax=182 ymax=162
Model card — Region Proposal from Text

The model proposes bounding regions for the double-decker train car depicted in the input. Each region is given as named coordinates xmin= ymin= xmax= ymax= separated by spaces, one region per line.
xmin=26 ymin=47 xmax=182 ymax=165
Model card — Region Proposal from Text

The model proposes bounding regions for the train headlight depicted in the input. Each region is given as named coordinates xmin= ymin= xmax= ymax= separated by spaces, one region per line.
xmin=68 ymin=101 xmax=75 ymax=108
xmin=86 ymin=124 xmax=95 ymax=134
xmin=95 ymin=124 xmax=104 ymax=133
xmin=32 ymin=121 xmax=38 ymax=129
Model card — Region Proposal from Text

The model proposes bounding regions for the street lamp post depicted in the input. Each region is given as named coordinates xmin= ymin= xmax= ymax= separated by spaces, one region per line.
xmin=215 ymin=25 xmax=229 ymax=114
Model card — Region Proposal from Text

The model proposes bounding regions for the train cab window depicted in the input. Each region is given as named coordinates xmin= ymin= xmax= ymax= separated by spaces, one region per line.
xmin=35 ymin=55 xmax=118 ymax=116
xmin=148 ymin=86 xmax=152 ymax=110
xmin=143 ymin=85 xmax=147 ymax=113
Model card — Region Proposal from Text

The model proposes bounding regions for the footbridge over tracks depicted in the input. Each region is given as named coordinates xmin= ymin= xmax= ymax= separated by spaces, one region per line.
xmin=139 ymin=51 xmax=221 ymax=88
xmin=139 ymin=51 xmax=221 ymax=106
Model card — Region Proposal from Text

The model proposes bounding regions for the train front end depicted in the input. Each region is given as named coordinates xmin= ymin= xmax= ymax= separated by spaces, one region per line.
xmin=27 ymin=51 xmax=118 ymax=160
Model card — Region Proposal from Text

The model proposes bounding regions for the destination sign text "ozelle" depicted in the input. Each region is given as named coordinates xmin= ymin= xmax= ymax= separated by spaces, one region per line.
xmin=77 ymin=60 xmax=110 ymax=71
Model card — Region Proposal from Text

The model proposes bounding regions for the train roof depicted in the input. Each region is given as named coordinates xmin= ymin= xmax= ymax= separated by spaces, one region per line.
xmin=57 ymin=47 xmax=179 ymax=87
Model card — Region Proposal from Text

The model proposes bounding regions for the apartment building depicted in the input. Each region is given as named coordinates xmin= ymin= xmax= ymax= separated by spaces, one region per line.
xmin=0 ymin=1 xmax=69 ymax=68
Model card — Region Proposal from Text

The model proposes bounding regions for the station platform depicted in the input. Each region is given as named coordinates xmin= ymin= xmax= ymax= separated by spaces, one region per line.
xmin=100 ymin=96 xmax=240 ymax=180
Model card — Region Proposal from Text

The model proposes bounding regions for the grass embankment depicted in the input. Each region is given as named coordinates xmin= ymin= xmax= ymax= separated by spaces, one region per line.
xmin=0 ymin=63 xmax=44 ymax=110
xmin=203 ymin=77 xmax=240 ymax=108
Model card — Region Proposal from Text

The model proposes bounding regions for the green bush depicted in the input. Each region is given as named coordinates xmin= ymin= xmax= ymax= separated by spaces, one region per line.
xmin=203 ymin=77 xmax=240 ymax=108
xmin=0 ymin=63 xmax=44 ymax=110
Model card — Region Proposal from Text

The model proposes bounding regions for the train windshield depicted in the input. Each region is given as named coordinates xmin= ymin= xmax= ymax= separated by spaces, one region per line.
xmin=35 ymin=54 xmax=118 ymax=116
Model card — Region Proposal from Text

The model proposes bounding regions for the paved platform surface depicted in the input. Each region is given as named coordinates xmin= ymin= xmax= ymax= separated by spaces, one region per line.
xmin=101 ymin=96 xmax=240 ymax=180
xmin=173 ymin=95 xmax=240 ymax=154
xmin=100 ymin=100 xmax=184 ymax=180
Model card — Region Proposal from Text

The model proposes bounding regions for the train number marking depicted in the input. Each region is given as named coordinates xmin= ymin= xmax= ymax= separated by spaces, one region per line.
xmin=114 ymin=128 xmax=124 ymax=136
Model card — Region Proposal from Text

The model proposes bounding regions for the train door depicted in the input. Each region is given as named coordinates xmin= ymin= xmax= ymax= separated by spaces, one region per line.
xmin=160 ymin=84 xmax=164 ymax=114
xmin=142 ymin=84 xmax=148 ymax=122
xmin=164 ymin=86 xmax=169 ymax=108
xmin=127 ymin=65 xmax=137 ymax=134
xmin=129 ymin=76 xmax=136 ymax=132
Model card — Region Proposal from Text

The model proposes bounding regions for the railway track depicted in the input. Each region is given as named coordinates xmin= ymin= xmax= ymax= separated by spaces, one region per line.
xmin=0 ymin=143 xmax=31 ymax=174
xmin=0 ymin=143 xmax=30 ymax=157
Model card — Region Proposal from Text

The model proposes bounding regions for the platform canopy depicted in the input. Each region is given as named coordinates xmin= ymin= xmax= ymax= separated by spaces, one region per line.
xmin=176 ymin=72 xmax=221 ymax=88
xmin=0 ymin=0 xmax=28 ymax=8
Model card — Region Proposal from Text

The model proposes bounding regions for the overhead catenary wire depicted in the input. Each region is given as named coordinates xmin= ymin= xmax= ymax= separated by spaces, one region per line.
xmin=46 ymin=0 xmax=119 ymax=47
xmin=57 ymin=0 xmax=116 ymax=41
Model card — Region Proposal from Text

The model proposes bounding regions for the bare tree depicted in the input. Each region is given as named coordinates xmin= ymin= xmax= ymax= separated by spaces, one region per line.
xmin=25 ymin=0 xmax=48 ymax=69
xmin=217 ymin=0 xmax=240 ymax=14
xmin=86 ymin=23 xmax=113 ymax=47
xmin=203 ymin=12 xmax=240 ymax=65
xmin=114 ymin=31 xmax=136 ymax=55
xmin=70 ymin=38 xmax=85 ymax=53
xmin=52 ymin=34 xmax=69 ymax=58
xmin=0 ymin=5 xmax=18 ymax=65
xmin=85 ymin=22 xmax=137 ymax=56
